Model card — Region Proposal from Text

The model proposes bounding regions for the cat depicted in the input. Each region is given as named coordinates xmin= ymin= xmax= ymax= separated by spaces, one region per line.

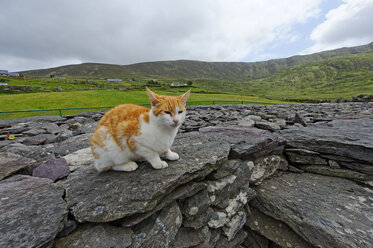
xmin=90 ymin=87 xmax=190 ymax=172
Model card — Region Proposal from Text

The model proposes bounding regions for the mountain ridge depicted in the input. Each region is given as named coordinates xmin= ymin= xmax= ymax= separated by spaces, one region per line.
xmin=21 ymin=42 xmax=373 ymax=81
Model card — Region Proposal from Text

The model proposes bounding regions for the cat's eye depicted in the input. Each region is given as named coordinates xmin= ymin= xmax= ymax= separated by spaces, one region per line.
xmin=164 ymin=111 xmax=171 ymax=115
xmin=178 ymin=111 xmax=183 ymax=114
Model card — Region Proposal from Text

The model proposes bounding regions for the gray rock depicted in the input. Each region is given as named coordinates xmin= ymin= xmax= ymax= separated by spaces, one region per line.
xmin=121 ymin=182 xmax=206 ymax=227
xmin=208 ymin=160 xmax=255 ymax=206
xmin=48 ymin=133 xmax=91 ymax=156
xmin=200 ymin=126 xmax=280 ymax=161
xmin=246 ymin=206 xmax=313 ymax=248
xmin=63 ymin=132 xmax=230 ymax=222
xmin=280 ymin=119 xmax=373 ymax=165
xmin=171 ymin=226 xmax=210 ymax=248
xmin=56 ymin=220 xmax=78 ymax=238
xmin=181 ymin=189 xmax=210 ymax=221
xmin=209 ymin=159 xmax=241 ymax=180
xmin=285 ymin=149 xmax=328 ymax=165
xmin=55 ymin=223 xmax=133 ymax=248
xmin=0 ymin=152 xmax=36 ymax=180
xmin=249 ymin=155 xmax=285 ymax=185
xmin=131 ymin=201 xmax=182 ymax=248
xmin=237 ymin=117 xmax=255 ymax=127
xmin=251 ymin=172 xmax=373 ymax=248
xmin=301 ymin=165 xmax=373 ymax=183
xmin=242 ymin=227 xmax=270 ymax=248
xmin=294 ymin=112 xmax=307 ymax=126
xmin=63 ymin=147 xmax=93 ymax=171
xmin=32 ymin=158 xmax=70 ymax=182
xmin=215 ymin=229 xmax=247 ymax=248
xmin=255 ymin=121 xmax=281 ymax=131
xmin=223 ymin=211 xmax=246 ymax=241
xmin=328 ymin=159 xmax=340 ymax=168
xmin=0 ymin=175 xmax=68 ymax=248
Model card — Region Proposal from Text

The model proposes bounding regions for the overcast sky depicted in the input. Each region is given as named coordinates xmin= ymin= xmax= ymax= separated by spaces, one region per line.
xmin=1 ymin=0 xmax=373 ymax=72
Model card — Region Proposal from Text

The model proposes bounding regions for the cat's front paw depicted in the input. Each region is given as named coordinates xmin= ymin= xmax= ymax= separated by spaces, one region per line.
xmin=166 ymin=151 xmax=179 ymax=161
xmin=152 ymin=160 xmax=168 ymax=169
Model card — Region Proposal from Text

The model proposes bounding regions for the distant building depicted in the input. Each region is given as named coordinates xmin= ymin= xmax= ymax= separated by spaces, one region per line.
xmin=0 ymin=82 xmax=8 ymax=86
xmin=8 ymin=72 xmax=20 ymax=77
xmin=0 ymin=70 xmax=20 ymax=76
xmin=107 ymin=78 xmax=123 ymax=82
xmin=170 ymin=82 xmax=187 ymax=87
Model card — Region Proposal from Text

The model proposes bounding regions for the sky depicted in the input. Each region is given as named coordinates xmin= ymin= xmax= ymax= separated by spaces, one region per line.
xmin=1 ymin=0 xmax=373 ymax=72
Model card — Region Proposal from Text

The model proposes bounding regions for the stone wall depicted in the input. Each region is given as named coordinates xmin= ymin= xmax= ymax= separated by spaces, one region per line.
xmin=0 ymin=102 xmax=372 ymax=248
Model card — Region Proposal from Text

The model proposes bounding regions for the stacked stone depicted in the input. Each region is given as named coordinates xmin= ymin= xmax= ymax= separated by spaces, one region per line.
xmin=0 ymin=102 xmax=372 ymax=248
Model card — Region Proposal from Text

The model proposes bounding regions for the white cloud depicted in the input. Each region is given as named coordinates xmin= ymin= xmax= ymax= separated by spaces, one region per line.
xmin=306 ymin=0 xmax=373 ymax=53
xmin=0 ymin=0 xmax=322 ymax=71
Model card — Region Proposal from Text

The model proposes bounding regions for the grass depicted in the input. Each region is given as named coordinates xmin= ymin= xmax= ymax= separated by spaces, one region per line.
xmin=0 ymin=89 xmax=294 ymax=119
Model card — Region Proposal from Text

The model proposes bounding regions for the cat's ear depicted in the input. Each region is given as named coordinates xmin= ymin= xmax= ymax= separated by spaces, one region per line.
xmin=180 ymin=89 xmax=191 ymax=105
xmin=146 ymin=87 xmax=160 ymax=107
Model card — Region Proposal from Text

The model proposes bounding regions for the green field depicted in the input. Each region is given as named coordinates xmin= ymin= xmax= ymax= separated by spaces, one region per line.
xmin=0 ymin=89 xmax=294 ymax=119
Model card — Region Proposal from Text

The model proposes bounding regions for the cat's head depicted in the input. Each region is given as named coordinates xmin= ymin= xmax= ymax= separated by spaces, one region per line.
xmin=146 ymin=87 xmax=190 ymax=128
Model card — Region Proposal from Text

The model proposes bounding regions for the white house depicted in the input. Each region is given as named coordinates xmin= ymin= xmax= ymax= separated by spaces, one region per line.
xmin=170 ymin=82 xmax=187 ymax=87
xmin=0 ymin=82 xmax=8 ymax=86
xmin=0 ymin=70 xmax=8 ymax=76
xmin=107 ymin=78 xmax=123 ymax=82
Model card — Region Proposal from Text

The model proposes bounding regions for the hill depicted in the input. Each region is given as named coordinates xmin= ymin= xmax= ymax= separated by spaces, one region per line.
xmin=21 ymin=42 xmax=373 ymax=81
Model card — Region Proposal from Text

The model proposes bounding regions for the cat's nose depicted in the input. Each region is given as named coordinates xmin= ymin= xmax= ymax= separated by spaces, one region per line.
xmin=173 ymin=119 xmax=179 ymax=124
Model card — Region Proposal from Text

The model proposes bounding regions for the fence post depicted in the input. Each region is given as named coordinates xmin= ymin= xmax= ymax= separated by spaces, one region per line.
xmin=212 ymin=101 xmax=215 ymax=105
xmin=58 ymin=109 xmax=62 ymax=117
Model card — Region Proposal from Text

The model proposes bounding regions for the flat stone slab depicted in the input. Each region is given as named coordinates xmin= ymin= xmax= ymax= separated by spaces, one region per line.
xmin=0 ymin=175 xmax=68 ymax=248
xmin=0 ymin=152 xmax=36 ymax=180
xmin=200 ymin=126 xmax=281 ymax=160
xmin=251 ymin=172 xmax=373 ymax=248
xmin=62 ymin=132 xmax=230 ymax=222
xmin=279 ymin=119 xmax=373 ymax=164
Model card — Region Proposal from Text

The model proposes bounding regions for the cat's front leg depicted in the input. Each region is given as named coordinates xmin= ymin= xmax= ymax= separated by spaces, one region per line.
xmin=137 ymin=147 xmax=168 ymax=169
xmin=164 ymin=149 xmax=179 ymax=161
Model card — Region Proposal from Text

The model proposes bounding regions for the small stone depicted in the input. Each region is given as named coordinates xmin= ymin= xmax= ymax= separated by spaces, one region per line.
xmin=32 ymin=158 xmax=70 ymax=182
xmin=328 ymin=160 xmax=340 ymax=169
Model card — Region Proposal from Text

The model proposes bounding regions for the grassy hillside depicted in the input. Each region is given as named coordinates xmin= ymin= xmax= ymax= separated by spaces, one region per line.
xmin=13 ymin=42 xmax=373 ymax=102
xmin=21 ymin=42 xmax=373 ymax=81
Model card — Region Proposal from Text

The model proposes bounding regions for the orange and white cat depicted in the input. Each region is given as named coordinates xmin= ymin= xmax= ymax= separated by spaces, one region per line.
xmin=90 ymin=88 xmax=190 ymax=172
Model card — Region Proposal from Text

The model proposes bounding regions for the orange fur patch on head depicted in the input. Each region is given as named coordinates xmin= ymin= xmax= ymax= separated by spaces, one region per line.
xmin=151 ymin=95 xmax=186 ymax=116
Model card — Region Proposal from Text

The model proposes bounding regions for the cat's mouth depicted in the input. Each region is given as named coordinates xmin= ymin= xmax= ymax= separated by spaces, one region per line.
xmin=170 ymin=123 xmax=179 ymax=128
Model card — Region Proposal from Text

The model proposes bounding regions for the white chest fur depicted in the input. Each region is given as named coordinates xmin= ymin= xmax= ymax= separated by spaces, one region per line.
xmin=136 ymin=112 xmax=180 ymax=154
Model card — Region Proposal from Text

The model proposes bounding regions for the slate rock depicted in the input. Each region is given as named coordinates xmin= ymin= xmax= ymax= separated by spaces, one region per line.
xmin=200 ymin=126 xmax=280 ymax=161
xmin=249 ymin=155 xmax=285 ymax=185
xmin=182 ymin=188 xmax=210 ymax=217
xmin=294 ymin=112 xmax=307 ymax=126
xmin=48 ymin=133 xmax=91 ymax=156
xmin=246 ymin=206 xmax=313 ymax=248
xmin=301 ymin=165 xmax=373 ymax=183
xmin=215 ymin=229 xmax=247 ymax=248
xmin=285 ymin=149 xmax=328 ymax=165
xmin=63 ymin=132 xmax=230 ymax=222
xmin=242 ymin=227 xmax=270 ymax=248
xmin=55 ymin=223 xmax=133 ymax=248
xmin=0 ymin=152 xmax=36 ymax=180
xmin=63 ymin=147 xmax=93 ymax=171
xmin=251 ymin=172 xmax=373 ymax=248
xmin=32 ymin=158 xmax=70 ymax=182
xmin=207 ymin=160 xmax=254 ymax=206
xmin=121 ymin=182 xmax=206 ymax=227
xmin=171 ymin=226 xmax=210 ymax=248
xmin=280 ymin=119 xmax=373 ymax=165
xmin=0 ymin=175 xmax=68 ymax=248
xmin=130 ymin=201 xmax=182 ymax=248
xmin=255 ymin=121 xmax=281 ymax=131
